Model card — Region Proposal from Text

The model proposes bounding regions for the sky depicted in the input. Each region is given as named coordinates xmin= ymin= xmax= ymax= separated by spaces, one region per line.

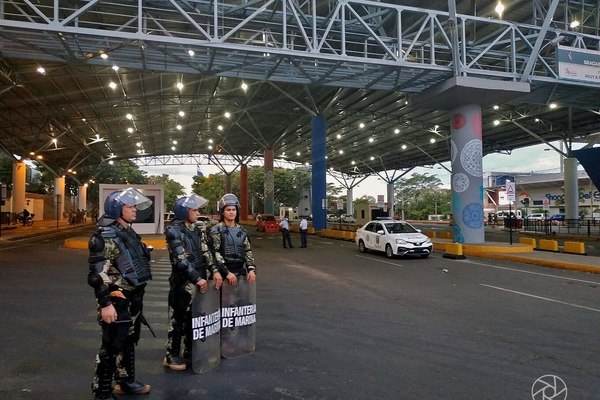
xmin=139 ymin=141 xmax=567 ymax=201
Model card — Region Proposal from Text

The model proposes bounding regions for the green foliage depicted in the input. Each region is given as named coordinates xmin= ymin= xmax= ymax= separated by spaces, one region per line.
xmin=147 ymin=174 xmax=186 ymax=212
xmin=73 ymin=160 xmax=148 ymax=207
xmin=191 ymin=174 xmax=228 ymax=214
xmin=395 ymin=172 xmax=451 ymax=219
xmin=191 ymin=166 xmax=312 ymax=214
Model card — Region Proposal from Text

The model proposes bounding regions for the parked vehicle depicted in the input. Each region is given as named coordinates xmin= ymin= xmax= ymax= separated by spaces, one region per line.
xmin=548 ymin=213 xmax=565 ymax=223
xmin=327 ymin=214 xmax=339 ymax=222
xmin=355 ymin=219 xmax=432 ymax=259
xmin=525 ymin=213 xmax=545 ymax=221
xmin=340 ymin=214 xmax=356 ymax=223
xmin=256 ymin=214 xmax=279 ymax=232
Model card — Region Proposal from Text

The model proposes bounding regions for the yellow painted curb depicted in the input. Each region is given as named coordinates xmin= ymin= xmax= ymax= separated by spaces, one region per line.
xmin=63 ymin=238 xmax=88 ymax=250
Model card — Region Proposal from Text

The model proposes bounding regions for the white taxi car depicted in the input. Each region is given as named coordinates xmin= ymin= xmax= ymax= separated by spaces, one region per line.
xmin=355 ymin=219 xmax=432 ymax=258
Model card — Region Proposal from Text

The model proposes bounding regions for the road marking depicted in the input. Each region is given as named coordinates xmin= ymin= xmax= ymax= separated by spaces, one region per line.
xmin=461 ymin=259 xmax=600 ymax=285
xmin=480 ymin=284 xmax=600 ymax=313
xmin=355 ymin=254 xmax=404 ymax=267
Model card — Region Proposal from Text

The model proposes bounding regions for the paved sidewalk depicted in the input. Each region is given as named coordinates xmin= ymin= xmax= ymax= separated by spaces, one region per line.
xmin=0 ymin=219 xmax=94 ymax=241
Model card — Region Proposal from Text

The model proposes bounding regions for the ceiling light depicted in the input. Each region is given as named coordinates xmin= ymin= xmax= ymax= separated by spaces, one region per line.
xmin=535 ymin=118 xmax=540 ymax=122
xmin=336 ymin=134 xmax=342 ymax=139
xmin=51 ymin=138 xmax=57 ymax=144
xmin=493 ymin=105 xmax=499 ymax=110
xmin=37 ymin=67 xmax=46 ymax=75
xmin=112 ymin=65 xmax=119 ymax=72
xmin=394 ymin=128 xmax=400 ymax=134
xmin=217 ymin=125 xmax=223 ymax=131
xmin=368 ymin=137 xmax=374 ymax=143
xmin=36 ymin=155 xmax=43 ymax=159
xmin=304 ymin=162 xmax=309 ymax=166
xmin=208 ymin=145 xmax=213 ymax=150
xmin=351 ymin=160 xmax=356 ymax=165
xmin=171 ymin=146 xmax=176 ymax=151
xmin=224 ymin=111 xmax=231 ymax=119
xmin=172 ymin=140 xmax=178 ymax=145
xmin=95 ymin=134 xmax=100 ymax=140
xmin=430 ymin=138 xmax=436 ymax=144
xmin=570 ymin=20 xmax=580 ymax=29
xmin=29 ymin=152 xmax=35 ymax=156
xmin=241 ymin=82 xmax=248 ymax=91
xmin=128 ymin=127 xmax=134 ymax=133
xmin=493 ymin=120 xmax=500 ymax=126
xmin=495 ymin=0 xmax=505 ymax=18
xmin=359 ymin=123 xmax=365 ymax=129
xmin=126 ymin=113 xmax=133 ymax=120
xmin=208 ymin=138 xmax=213 ymax=144
xmin=401 ymin=144 xmax=407 ymax=150
xmin=339 ymin=150 xmax=344 ymax=154
xmin=188 ymin=49 xmax=195 ymax=57
xmin=108 ymin=160 xmax=114 ymax=165
xmin=136 ymin=149 xmax=142 ymax=154
xmin=296 ymin=151 xmax=301 ymax=156
xmin=178 ymin=111 xmax=185 ymax=117
xmin=370 ymin=156 xmax=375 ymax=161
xmin=136 ymin=142 xmax=142 ymax=147
xmin=109 ymin=82 xmax=117 ymax=89
xmin=549 ymin=103 xmax=558 ymax=109
xmin=176 ymin=125 xmax=182 ymax=130
xmin=176 ymin=82 xmax=184 ymax=90
xmin=100 ymin=53 xmax=108 ymax=60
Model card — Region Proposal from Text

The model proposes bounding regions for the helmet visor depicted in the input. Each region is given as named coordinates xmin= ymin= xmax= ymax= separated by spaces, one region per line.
xmin=113 ymin=187 xmax=153 ymax=210
xmin=181 ymin=193 xmax=209 ymax=210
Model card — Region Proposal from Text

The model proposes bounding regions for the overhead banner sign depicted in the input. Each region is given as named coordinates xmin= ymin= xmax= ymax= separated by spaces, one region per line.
xmin=557 ymin=45 xmax=600 ymax=84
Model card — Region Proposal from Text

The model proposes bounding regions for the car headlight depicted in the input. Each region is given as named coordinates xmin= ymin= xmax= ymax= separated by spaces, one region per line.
xmin=424 ymin=238 xmax=432 ymax=244
xmin=395 ymin=238 xmax=408 ymax=244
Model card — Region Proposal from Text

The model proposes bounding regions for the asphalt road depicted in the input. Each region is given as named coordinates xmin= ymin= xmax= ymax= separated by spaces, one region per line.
xmin=0 ymin=229 xmax=599 ymax=399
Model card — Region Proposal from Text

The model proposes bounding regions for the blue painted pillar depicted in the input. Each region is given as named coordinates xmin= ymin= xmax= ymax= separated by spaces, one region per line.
xmin=450 ymin=104 xmax=484 ymax=244
xmin=311 ymin=116 xmax=327 ymax=230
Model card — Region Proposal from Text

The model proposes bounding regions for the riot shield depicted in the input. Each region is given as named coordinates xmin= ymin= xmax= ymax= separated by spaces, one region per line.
xmin=220 ymin=279 xmax=257 ymax=359
xmin=191 ymin=285 xmax=221 ymax=373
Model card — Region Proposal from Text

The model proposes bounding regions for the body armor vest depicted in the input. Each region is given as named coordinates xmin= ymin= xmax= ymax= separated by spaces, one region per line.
xmin=216 ymin=225 xmax=247 ymax=272
xmin=103 ymin=225 xmax=152 ymax=287
xmin=177 ymin=222 xmax=206 ymax=272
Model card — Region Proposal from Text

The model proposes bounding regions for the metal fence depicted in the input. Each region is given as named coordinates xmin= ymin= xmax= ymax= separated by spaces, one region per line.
xmin=522 ymin=218 xmax=600 ymax=238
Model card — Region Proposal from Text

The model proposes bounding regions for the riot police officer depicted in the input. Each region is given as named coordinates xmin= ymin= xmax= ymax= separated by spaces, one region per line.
xmin=163 ymin=193 xmax=223 ymax=371
xmin=87 ymin=187 xmax=153 ymax=399
xmin=210 ymin=193 xmax=256 ymax=286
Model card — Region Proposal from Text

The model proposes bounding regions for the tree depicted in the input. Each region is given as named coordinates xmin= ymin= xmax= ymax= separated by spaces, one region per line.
xmin=191 ymin=174 xmax=228 ymax=215
xmin=147 ymin=174 xmax=186 ymax=212
xmin=76 ymin=160 xmax=148 ymax=208
xmin=395 ymin=173 xmax=451 ymax=219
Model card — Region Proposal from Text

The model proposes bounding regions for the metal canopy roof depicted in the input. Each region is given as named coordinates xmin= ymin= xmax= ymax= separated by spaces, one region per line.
xmin=1 ymin=0 xmax=600 ymax=182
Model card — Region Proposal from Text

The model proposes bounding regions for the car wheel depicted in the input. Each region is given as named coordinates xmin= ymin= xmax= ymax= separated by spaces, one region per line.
xmin=358 ymin=240 xmax=367 ymax=253
xmin=385 ymin=244 xmax=394 ymax=259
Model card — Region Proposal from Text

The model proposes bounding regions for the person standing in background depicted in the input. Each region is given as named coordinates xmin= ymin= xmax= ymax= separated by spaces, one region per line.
xmin=299 ymin=217 xmax=308 ymax=248
xmin=279 ymin=216 xmax=293 ymax=248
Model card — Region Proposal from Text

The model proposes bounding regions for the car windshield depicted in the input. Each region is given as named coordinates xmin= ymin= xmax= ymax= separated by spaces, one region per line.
xmin=384 ymin=222 xmax=418 ymax=234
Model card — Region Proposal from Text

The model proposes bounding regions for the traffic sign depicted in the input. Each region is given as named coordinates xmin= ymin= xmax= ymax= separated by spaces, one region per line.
xmin=506 ymin=181 xmax=516 ymax=202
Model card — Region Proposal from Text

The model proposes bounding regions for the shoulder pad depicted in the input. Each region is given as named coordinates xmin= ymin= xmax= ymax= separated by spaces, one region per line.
xmin=210 ymin=225 xmax=221 ymax=234
xmin=88 ymin=233 xmax=105 ymax=252
xmin=98 ymin=226 xmax=117 ymax=239
xmin=165 ymin=224 xmax=183 ymax=241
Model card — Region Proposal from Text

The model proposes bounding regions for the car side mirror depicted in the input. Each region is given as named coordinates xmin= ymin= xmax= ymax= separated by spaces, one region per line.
xmin=376 ymin=230 xmax=384 ymax=235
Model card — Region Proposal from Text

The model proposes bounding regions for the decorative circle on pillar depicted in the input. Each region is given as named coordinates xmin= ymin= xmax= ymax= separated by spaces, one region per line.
xmin=462 ymin=203 xmax=484 ymax=229
xmin=460 ymin=139 xmax=482 ymax=177
xmin=264 ymin=171 xmax=274 ymax=194
xmin=452 ymin=113 xmax=466 ymax=130
xmin=472 ymin=113 xmax=482 ymax=139
xmin=451 ymin=140 xmax=458 ymax=163
xmin=452 ymin=173 xmax=469 ymax=193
